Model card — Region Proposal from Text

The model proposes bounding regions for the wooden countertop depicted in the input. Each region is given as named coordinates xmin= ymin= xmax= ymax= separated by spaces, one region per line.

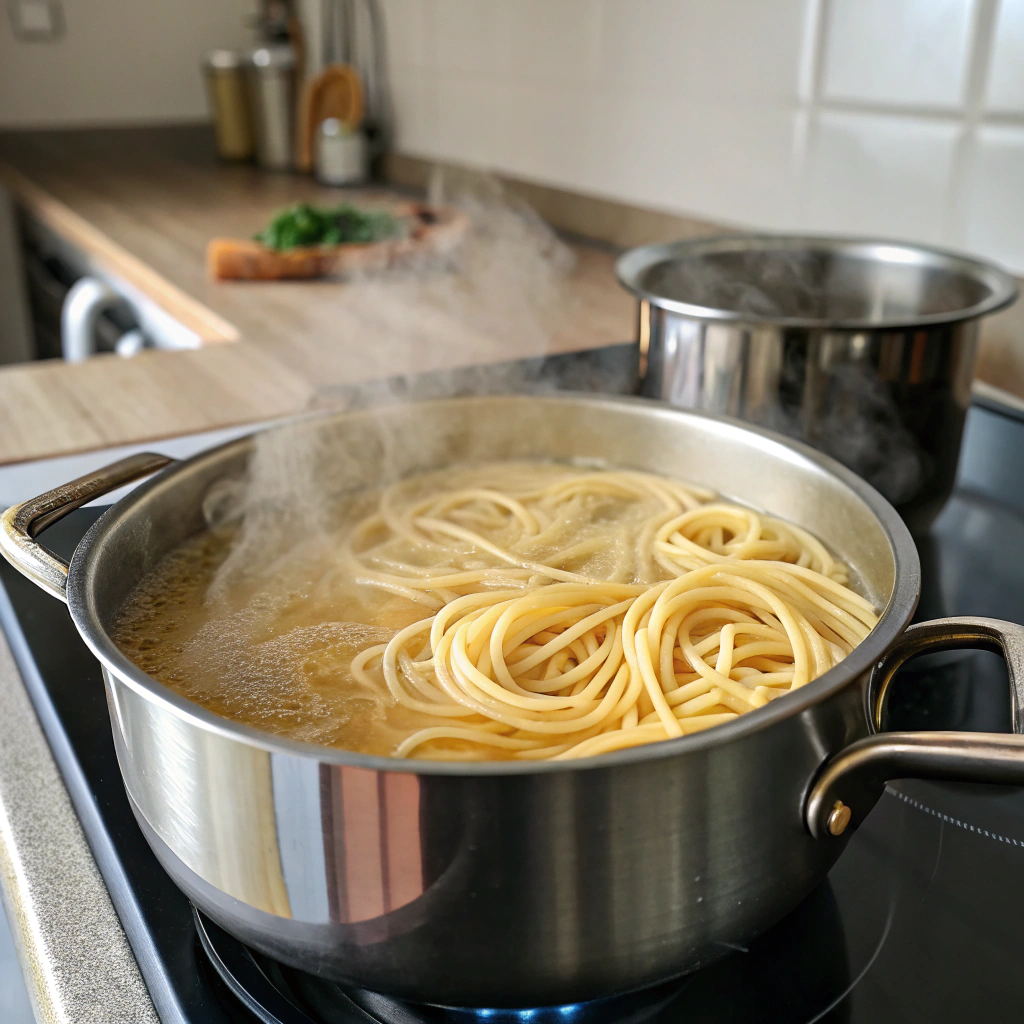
xmin=0 ymin=126 xmax=634 ymax=465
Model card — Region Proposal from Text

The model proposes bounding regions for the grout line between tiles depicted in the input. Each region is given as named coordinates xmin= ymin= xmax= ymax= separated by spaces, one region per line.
xmin=793 ymin=0 xmax=829 ymax=227
xmin=943 ymin=0 xmax=1002 ymax=245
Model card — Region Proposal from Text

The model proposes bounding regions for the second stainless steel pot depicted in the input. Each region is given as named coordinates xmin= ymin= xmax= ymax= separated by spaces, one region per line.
xmin=4 ymin=394 xmax=1024 ymax=1008
xmin=617 ymin=235 xmax=1019 ymax=532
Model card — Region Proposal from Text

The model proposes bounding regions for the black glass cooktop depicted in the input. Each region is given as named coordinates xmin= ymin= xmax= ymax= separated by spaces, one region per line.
xmin=2 ymin=396 xmax=1024 ymax=1023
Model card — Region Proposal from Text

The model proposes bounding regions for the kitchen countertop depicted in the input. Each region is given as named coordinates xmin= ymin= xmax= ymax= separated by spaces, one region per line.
xmin=0 ymin=125 xmax=635 ymax=466
xmin=0 ymin=623 xmax=159 ymax=1024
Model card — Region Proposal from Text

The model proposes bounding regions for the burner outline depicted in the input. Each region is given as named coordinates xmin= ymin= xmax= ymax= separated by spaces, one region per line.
xmin=885 ymin=786 xmax=1024 ymax=848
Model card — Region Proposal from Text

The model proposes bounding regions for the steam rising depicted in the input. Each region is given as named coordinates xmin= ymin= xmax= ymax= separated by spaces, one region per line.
xmin=298 ymin=168 xmax=577 ymax=390
xmin=641 ymin=244 xmax=990 ymax=322
xmin=205 ymin=171 xmax=597 ymax=601
xmin=637 ymin=240 xmax=979 ymax=511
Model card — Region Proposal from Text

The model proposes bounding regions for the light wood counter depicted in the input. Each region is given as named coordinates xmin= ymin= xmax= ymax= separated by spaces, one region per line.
xmin=0 ymin=126 xmax=634 ymax=465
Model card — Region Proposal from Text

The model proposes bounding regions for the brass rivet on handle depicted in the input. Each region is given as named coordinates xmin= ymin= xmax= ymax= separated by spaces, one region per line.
xmin=827 ymin=800 xmax=852 ymax=836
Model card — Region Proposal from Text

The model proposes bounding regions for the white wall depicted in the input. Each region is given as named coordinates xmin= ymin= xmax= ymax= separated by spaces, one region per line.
xmin=381 ymin=0 xmax=1024 ymax=273
xmin=0 ymin=0 xmax=255 ymax=127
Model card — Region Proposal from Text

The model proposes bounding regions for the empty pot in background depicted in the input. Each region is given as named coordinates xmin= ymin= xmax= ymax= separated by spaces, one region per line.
xmin=616 ymin=235 xmax=1018 ymax=533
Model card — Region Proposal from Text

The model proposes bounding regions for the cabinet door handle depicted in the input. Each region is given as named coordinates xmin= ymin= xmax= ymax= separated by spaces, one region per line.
xmin=61 ymin=276 xmax=118 ymax=363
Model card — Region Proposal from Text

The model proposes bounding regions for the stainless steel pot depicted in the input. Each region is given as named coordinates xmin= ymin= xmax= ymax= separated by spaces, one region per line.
xmin=4 ymin=394 xmax=1024 ymax=1009
xmin=616 ymin=235 xmax=1019 ymax=532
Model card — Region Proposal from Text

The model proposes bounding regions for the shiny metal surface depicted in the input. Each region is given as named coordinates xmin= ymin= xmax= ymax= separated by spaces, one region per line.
xmin=3 ymin=394 xmax=1023 ymax=1006
xmin=246 ymin=46 xmax=295 ymax=171
xmin=617 ymin=235 xmax=1019 ymax=531
xmin=203 ymin=48 xmax=254 ymax=162
xmin=870 ymin=616 xmax=1024 ymax=732
xmin=806 ymin=616 xmax=1024 ymax=838
xmin=61 ymin=277 xmax=118 ymax=363
xmin=0 ymin=453 xmax=173 ymax=601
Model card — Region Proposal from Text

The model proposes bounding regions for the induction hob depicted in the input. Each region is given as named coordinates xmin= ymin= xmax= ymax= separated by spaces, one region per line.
xmin=2 ymin=389 xmax=1024 ymax=1023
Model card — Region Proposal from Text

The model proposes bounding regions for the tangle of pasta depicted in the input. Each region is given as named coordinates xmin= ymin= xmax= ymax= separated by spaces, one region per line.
xmin=345 ymin=463 xmax=878 ymax=761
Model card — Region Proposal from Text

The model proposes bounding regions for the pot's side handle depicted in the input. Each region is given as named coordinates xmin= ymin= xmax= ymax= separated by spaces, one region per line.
xmin=0 ymin=453 xmax=175 ymax=603
xmin=805 ymin=616 xmax=1024 ymax=840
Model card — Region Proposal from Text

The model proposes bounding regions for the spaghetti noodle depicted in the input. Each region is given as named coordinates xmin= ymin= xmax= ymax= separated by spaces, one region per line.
xmin=343 ymin=465 xmax=877 ymax=759
xmin=114 ymin=461 xmax=879 ymax=762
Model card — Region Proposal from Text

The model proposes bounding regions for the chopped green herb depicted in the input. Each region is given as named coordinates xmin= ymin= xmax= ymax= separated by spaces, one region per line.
xmin=255 ymin=203 xmax=402 ymax=251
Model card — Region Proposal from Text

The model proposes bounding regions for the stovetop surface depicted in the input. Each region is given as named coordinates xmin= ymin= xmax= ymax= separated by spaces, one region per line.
xmin=3 ymin=396 xmax=1024 ymax=1023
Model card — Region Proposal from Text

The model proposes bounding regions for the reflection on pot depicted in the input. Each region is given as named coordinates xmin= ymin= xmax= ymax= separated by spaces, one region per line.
xmin=619 ymin=235 xmax=1018 ymax=534
xmin=640 ymin=309 xmax=972 ymax=534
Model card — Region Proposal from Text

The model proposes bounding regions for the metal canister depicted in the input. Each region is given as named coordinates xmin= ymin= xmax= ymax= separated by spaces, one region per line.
xmin=245 ymin=46 xmax=296 ymax=171
xmin=202 ymin=49 xmax=254 ymax=161
xmin=617 ymin=235 xmax=1018 ymax=532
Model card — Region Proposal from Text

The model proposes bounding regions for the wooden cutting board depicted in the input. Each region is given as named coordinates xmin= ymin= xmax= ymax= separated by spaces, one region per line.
xmin=206 ymin=202 xmax=469 ymax=281
xmin=296 ymin=64 xmax=364 ymax=172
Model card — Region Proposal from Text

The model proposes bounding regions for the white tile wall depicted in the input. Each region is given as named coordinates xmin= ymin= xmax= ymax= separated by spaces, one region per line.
xmin=379 ymin=0 xmax=431 ymax=73
xmin=590 ymin=0 xmax=688 ymax=98
xmin=683 ymin=0 xmax=810 ymax=102
xmin=432 ymin=0 xmax=507 ymax=78
xmin=987 ymin=0 xmax=1024 ymax=112
xmin=821 ymin=0 xmax=977 ymax=109
xmin=433 ymin=75 xmax=507 ymax=168
xmin=382 ymin=0 xmax=1024 ymax=273
xmin=600 ymin=0 xmax=806 ymax=102
xmin=0 ymin=0 xmax=254 ymax=127
xmin=635 ymin=101 xmax=804 ymax=231
xmin=965 ymin=125 xmax=1024 ymax=268
xmin=483 ymin=84 xmax=595 ymax=190
xmin=804 ymin=112 xmax=961 ymax=241
xmin=389 ymin=71 xmax=439 ymax=156
xmin=503 ymin=0 xmax=601 ymax=87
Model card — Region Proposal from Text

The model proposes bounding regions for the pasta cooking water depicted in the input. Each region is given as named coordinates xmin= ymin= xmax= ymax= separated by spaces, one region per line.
xmin=114 ymin=461 xmax=878 ymax=761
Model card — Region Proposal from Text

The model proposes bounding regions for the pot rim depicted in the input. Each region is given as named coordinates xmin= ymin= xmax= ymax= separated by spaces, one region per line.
xmin=66 ymin=393 xmax=920 ymax=777
xmin=615 ymin=232 xmax=1019 ymax=330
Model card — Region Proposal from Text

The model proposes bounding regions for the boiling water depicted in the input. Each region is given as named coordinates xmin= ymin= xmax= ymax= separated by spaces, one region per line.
xmin=113 ymin=461 xmax=681 ymax=757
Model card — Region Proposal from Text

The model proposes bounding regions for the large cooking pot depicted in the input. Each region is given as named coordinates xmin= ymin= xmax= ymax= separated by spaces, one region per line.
xmin=616 ymin=235 xmax=1019 ymax=532
xmin=4 ymin=394 xmax=1024 ymax=1009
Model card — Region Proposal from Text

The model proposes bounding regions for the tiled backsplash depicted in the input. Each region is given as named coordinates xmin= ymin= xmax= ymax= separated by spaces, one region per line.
xmin=381 ymin=0 xmax=1024 ymax=273
xmin=0 ymin=0 xmax=252 ymax=127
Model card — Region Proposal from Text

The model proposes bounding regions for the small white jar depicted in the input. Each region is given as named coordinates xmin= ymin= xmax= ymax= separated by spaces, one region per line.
xmin=315 ymin=119 xmax=369 ymax=186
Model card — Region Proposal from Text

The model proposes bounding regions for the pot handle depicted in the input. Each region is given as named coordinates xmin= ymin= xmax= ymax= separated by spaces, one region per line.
xmin=805 ymin=616 xmax=1024 ymax=840
xmin=0 ymin=452 xmax=175 ymax=603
